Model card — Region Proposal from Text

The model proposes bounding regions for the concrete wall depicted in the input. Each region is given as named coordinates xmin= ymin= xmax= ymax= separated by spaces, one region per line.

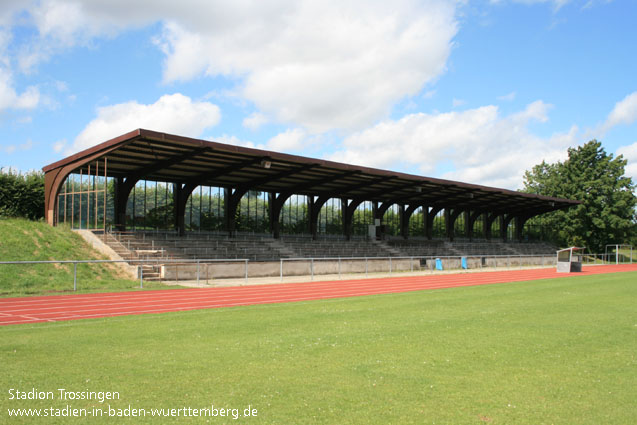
xmin=161 ymin=258 xmax=418 ymax=280
xmin=160 ymin=256 xmax=556 ymax=281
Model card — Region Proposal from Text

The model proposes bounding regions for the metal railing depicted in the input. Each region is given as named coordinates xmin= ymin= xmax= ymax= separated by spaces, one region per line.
xmin=0 ymin=253 xmax=633 ymax=294
xmin=274 ymin=254 xmax=557 ymax=281
xmin=0 ymin=258 xmax=249 ymax=291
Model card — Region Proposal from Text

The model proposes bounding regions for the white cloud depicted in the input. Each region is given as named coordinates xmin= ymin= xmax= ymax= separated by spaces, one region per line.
xmin=512 ymin=99 xmax=551 ymax=123
xmin=2 ymin=139 xmax=34 ymax=154
xmin=212 ymin=134 xmax=255 ymax=149
xmin=15 ymin=0 xmax=152 ymax=72
xmin=330 ymin=100 xmax=575 ymax=189
xmin=616 ymin=142 xmax=637 ymax=182
xmin=265 ymin=128 xmax=306 ymax=152
xmin=212 ymin=129 xmax=309 ymax=154
xmin=603 ymin=91 xmax=637 ymax=130
xmin=497 ymin=91 xmax=516 ymax=101
xmin=490 ymin=0 xmax=571 ymax=10
xmin=72 ymin=93 xmax=220 ymax=152
xmin=0 ymin=8 xmax=40 ymax=112
xmin=0 ymin=68 xmax=40 ymax=111
xmin=452 ymin=98 xmax=466 ymax=107
xmin=11 ymin=0 xmax=458 ymax=133
xmin=422 ymin=90 xmax=436 ymax=99
xmin=52 ymin=139 xmax=66 ymax=153
xmin=242 ymin=112 xmax=268 ymax=131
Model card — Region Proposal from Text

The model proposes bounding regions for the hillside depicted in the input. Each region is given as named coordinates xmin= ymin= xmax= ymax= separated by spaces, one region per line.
xmin=0 ymin=218 xmax=145 ymax=296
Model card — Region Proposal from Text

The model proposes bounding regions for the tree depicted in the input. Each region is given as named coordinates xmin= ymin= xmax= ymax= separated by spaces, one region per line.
xmin=0 ymin=168 xmax=45 ymax=220
xmin=522 ymin=140 xmax=637 ymax=252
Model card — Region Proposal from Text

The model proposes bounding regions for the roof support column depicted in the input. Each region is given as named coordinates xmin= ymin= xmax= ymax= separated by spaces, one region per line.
xmin=44 ymin=170 xmax=58 ymax=225
xmin=464 ymin=211 xmax=471 ymax=240
xmin=515 ymin=216 xmax=529 ymax=242
xmin=469 ymin=211 xmax=483 ymax=241
xmin=402 ymin=204 xmax=421 ymax=240
xmin=173 ymin=183 xmax=183 ymax=235
xmin=114 ymin=176 xmax=139 ymax=232
xmin=341 ymin=198 xmax=350 ymax=240
xmin=309 ymin=195 xmax=330 ymax=240
xmin=113 ymin=177 xmax=124 ymax=231
xmin=398 ymin=204 xmax=407 ymax=240
xmin=174 ymin=182 xmax=198 ymax=237
xmin=485 ymin=212 xmax=499 ymax=240
xmin=343 ymin=198 xmax=366 ymax=241
xmin=268 ymin=192 xmax=275 ymax=236
xmin=224 ymin=188 xmax=232 ymax=236
xmin=502 ymin=214 xmax=516 ymax=242
xmin=376 ymin=202 xmax=394 ymax=240
xmin=447 ymin=209 xmax=464 ymax=242
xmin=422 ymin=207 xmax=428 ymax=239
xmin=269 ymin=191 xmax=292 ymax=239
xmin=426 ymin=206 xmax=443 ymax=240
xmin=307 ymin=196 xmax=315 ymax=237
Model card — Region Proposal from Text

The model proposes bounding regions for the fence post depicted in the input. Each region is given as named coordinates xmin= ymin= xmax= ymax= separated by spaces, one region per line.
xmin=197 ymin=260 xmax=200 ymax=286
xmin=338 ymin=258 xmax=341 ymax=280
xmin=389 ymin=257 xmax=392 ymax=274
xmin=311 ymin=258 xmax=314 ymax=281
xmin=139 ymin=265 xmax=143 ymax=288
xmin=280 ymin=259 xmax=283 ymax=282
xmin=245 ymin=259 xmax=248 ymax=284
xmin=73 ymin=262 xmax=77 ymax=291
xmin=365 ymin=257 xmax=368 ymax=277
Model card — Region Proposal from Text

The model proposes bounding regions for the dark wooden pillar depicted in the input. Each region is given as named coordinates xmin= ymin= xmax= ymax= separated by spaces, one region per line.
xmin=309 ymin=195 xmax=330 ymax=240
xmin=268 ymin=192 xmax=292 ymax=239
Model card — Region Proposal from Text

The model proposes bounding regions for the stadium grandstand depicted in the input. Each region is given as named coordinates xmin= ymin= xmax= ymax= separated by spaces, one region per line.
xmin=42 ymin=129 xmax=579 ymax=280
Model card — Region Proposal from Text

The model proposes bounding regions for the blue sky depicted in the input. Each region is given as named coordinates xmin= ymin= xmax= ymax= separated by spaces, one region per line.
xmin=1 ymin=0 xmax=636 ymax=189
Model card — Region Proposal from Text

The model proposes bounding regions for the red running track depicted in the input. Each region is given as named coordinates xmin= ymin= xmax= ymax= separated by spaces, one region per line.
xmin=1 ymin=264 xmax=636 ymax=326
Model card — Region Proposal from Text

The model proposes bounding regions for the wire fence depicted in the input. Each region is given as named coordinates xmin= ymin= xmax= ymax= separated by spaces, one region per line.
xmin=1 ymin=252 xmax=633 ymax=295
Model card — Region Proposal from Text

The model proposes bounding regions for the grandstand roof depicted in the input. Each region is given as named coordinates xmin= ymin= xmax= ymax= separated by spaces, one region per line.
xmin=43 ymin=128 xmax=579 ymax=217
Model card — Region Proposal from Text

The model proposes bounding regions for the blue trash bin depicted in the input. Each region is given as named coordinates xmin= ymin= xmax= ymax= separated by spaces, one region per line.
xmin=461 ymin=257 xmax=468 ymax=269
xmin=435 ymin=258 xmax=443 ymax=270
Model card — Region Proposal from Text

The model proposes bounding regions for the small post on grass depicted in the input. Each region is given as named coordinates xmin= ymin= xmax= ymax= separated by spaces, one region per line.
xmin=73 ymin=262 xmax=77 ymax=291
xmin=139 ymin=265 xmax=143 ymax=288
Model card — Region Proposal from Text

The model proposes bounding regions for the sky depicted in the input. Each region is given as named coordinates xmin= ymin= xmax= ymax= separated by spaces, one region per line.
xmin=0 ymin=0 xmax=636 ymax=190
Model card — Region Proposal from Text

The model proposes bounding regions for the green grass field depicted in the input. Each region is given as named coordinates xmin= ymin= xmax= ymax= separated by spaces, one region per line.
xmin=0 ymin=218 xmax=167 ymax=296
xmin=2 ymin=271 xmax=636 ymax=424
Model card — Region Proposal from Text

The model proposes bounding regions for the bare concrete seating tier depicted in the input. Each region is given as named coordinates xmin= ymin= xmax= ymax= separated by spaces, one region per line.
xmin=98 ymin=231 xmax=557 ymax=282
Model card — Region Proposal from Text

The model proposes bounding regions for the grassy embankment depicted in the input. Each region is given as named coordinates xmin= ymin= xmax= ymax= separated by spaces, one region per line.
xmin=0 ymin=218 xmax=167 ymax=296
